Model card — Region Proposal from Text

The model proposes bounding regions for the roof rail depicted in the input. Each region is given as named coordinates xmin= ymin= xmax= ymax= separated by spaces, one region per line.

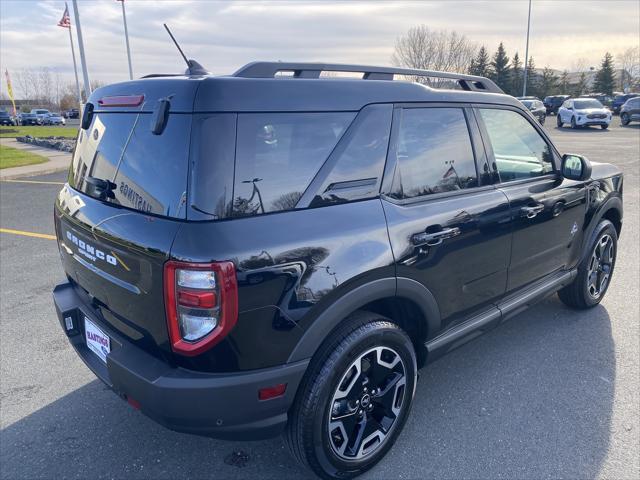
xmin=232 ymin=62 xmax=503 ymax=94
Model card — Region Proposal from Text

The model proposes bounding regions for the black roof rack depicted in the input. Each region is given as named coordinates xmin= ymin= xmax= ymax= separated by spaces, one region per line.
xmin=232 ymin=61 xmax=503 ymax=94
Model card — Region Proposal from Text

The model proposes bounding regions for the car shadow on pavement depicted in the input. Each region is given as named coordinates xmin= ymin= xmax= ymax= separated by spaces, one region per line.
xmin=1 ymin=297 xmax=614 ymax=480
xmin=553 ymin=126 xmax=612 ymax=133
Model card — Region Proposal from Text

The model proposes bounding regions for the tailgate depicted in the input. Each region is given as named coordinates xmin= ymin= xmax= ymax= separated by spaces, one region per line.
xmin=55 ymin=185 xmax=181 ymax=359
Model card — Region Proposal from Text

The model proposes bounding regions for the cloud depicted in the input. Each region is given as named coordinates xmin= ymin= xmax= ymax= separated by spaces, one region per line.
xmin=1 ymin=0 xmax=638 ymax=97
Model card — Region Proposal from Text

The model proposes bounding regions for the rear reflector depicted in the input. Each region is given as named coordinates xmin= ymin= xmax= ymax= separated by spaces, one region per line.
xmin=98 ymin=95 xmax=145 ymax=107
xmin=258 ymin=383 xmax=287 ymax=401
xmin=127 ymin=396 xmax=141 ymax=410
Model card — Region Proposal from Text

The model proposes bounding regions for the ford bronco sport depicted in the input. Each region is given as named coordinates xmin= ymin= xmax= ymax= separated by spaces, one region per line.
xmin=53 ymin=62 xmax=623 ymax=479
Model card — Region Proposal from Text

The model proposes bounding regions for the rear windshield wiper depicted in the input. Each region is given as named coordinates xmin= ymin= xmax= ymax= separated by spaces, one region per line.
xmin=85 ymin=175 xmax=117 ymax=200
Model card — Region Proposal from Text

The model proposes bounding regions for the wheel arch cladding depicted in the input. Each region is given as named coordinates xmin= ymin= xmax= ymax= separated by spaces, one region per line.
xmin=287 ymin=277 xmax=440 ymax=365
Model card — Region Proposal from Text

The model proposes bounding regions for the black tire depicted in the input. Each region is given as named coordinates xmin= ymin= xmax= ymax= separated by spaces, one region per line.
xmin=558 ymin=220 xmax=617 ymax=309
xmin=601 ymin=124 xmax=608 ymax=130
xmin=285 ymin=311 xmax=417 ymax=479
xmin=571 ymin=116 xmax=578 ymax=129
xmin=539 ymin=115 xmax=546 ymax=125
xmin=557 ymin=115 xmax=563 ymax=128
xmin=621 ymin=113 xmax=630 ymax=125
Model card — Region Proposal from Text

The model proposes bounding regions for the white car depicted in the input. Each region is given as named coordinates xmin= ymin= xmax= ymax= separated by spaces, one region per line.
xmin=557 ymin=98 xmax=612 ymax=129
xmin=45 ymin=113 xmax=66 ymax=126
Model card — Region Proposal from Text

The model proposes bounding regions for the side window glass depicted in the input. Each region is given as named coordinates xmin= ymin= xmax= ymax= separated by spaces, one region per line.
xmin=390 ymin=107 xmax=478 ymax=199
xmin=310 ymin=104 xmax=392 ymax=207
xmin=233 ymin=112 xmax=354 ymax=216
xmin=479 ymin=108 xmax=554 ymax=182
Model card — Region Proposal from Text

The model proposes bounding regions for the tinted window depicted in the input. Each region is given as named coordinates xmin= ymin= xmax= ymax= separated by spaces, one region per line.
xmin=233 ymin=112 xmax=354 ymax=216
xmin=574 ymin=99 xmax=603 ymax=109
xmin=479 ymin=108 xmax=554 ymax=182
xmin=390 ymin=108 xmax=478 ymax=199
xmin=310 ymin=104 xmax=392 ymax=207
xmin=70 ymin=112 xmax=191 ymax=218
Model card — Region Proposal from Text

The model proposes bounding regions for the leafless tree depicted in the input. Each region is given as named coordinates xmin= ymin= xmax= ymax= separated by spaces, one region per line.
xmin=391 ymin=25 xmax=477 ymax=87
xmin=617 ymin=46 xmax=640 ymax=91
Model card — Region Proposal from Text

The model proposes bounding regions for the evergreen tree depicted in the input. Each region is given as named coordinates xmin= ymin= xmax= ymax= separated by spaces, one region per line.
xmin=511 ymin=52 xmax=523 ymax=96
xmin=593 ymin=52 xmax=616 ymax=95
xmin=469 ymin=46 xmax=490 ymax=77
xmin=523 ymin=56 xmax=537 ymax=97
xmin=574 ymin=72 xmax=588 ymax=96
xmin=539 ymin=67 xmax=559 ymax=98
xmin=560 ymin=70 xmax=569 ymax=93
xmin=490 ymin=43 xmax=511 ymax=91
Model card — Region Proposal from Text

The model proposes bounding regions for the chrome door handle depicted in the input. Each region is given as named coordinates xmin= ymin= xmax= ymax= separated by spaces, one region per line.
xmin=412 ymin=227 xmax=461 ymax=246
xmin=521 ymin=204 xmax=545 ymax=219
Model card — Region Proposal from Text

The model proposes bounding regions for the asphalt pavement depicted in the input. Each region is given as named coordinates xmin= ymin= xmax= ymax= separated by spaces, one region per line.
xmin=0 ymin=121 xmax=638 ymax=479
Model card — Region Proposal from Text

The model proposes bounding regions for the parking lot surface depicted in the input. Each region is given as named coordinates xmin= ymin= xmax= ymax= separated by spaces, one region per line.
xmin=1 ymin=121 xmax=638 ymax=479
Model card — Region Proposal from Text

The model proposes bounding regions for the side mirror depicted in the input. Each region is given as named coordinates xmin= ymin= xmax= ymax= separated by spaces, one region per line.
xmin=562 ymin=154 xmax=592 ymax=181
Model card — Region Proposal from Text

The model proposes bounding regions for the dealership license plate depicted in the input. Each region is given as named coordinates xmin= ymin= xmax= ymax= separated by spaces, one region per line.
xmin=85 ymin=317 xmax=110 ymax=364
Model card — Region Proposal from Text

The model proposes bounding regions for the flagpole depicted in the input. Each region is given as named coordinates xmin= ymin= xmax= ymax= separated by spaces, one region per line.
xmin=120 ymin=0 xmax=133 ymax=80
xmin=71 ymin=0 xmax=91 ymax=101
xmin=522 ymin=0 xmax=532 ymax=97
xmin=66 ymin=12 xmax=82 ymax=107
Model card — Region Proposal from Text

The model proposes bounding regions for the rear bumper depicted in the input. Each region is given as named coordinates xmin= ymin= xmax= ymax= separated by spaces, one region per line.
xmin=53 ymin=281 xmax=308 ymax=440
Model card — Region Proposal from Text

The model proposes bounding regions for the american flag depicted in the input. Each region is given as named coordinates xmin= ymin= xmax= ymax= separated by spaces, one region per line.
xmin=57 ymin=4 xmax=71 ymax=28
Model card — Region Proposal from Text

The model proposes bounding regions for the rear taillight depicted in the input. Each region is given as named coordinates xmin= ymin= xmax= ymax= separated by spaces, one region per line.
xmin=164 ymin=260 xmax=238 ymax=356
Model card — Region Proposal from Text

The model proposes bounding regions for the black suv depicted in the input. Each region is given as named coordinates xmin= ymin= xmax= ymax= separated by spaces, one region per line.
xmin=543 ymin=94 xmax=570 ymax=115
xmin=53 ymin=62 xmax=623 ymax=479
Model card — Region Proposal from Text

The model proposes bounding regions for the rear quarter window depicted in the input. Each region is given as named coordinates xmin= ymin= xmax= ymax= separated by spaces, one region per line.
xmin=231 ymin=112 xmax=354 ymax=217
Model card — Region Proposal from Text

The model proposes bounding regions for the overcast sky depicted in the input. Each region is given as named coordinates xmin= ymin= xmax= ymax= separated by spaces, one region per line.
xmin=1 ymin=0 xmax=639 ymax=97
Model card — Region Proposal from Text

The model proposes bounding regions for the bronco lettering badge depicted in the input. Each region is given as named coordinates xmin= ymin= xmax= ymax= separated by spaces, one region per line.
xmin=66 ymin=230 xmax=117 ymax=266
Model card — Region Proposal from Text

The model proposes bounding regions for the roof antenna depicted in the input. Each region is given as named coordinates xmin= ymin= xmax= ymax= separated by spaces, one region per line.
xmin=163 ymin=23 xmax=209 ymax=76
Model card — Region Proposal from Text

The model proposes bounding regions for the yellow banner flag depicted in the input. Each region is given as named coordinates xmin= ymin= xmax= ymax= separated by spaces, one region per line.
xmin=4 ymin=69 xmax=17 ymax=116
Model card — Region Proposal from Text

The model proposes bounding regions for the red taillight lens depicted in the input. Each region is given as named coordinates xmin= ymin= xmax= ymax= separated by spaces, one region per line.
xmin=163 ymin=260 xmax=238 ymax=356
xmin=98 ymin=95 xmax=144 ymax=107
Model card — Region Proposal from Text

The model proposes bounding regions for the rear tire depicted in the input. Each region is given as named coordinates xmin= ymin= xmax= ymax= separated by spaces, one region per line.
xmin=285 ymin=311 xmax=417 ymax=479
xmin=558 ymin=220 xmax=617 ymax=309
xmin=621 ymin=113 xmax=630 ymax=125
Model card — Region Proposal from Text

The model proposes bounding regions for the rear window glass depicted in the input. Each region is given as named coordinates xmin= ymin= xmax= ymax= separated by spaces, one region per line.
xmin=231 ymin=112 xmax=354 ymax=217
xmin=69 ymin=112 xmax=191 ymax=219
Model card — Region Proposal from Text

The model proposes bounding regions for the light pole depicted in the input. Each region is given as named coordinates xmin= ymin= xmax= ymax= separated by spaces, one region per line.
xmin=71 ymin=0 xmax=91 ymax=101
xmin=118 ymin=0 xmax=133 ymax=80
xmin=522 ymin=0 xmax=532 ymax=97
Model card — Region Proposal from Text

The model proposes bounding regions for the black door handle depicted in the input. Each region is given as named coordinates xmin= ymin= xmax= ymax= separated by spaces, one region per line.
xmin=521 ymin=204 xmax=544 ymax=219
xmin=412 ymin=227 xmax=461 ymax=246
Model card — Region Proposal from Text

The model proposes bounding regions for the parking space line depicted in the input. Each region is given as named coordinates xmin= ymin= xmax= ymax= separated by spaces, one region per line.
xmin=1 ymin=179 xmax=65 ymax=185
xmin=0 ymin=228 xmax=56 ymax=240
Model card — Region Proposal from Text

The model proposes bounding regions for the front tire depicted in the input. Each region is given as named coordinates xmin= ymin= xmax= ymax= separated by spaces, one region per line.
xmin=621 ymin=113 xmax=630 ymax=125
xmin=539 ymin=115 xmax=546 ymax=125
xmin=601 ymin=124 xmax=608 ymax=130
xmin=557 ymin=115 xmax=563 ymax=128
xmin=571 ymin=116 xmax=578 ymax=129
xmin=285 ymin=312 xmax=417 ymax=479
xmin=558 ymin=220 xmax=617 ymax=309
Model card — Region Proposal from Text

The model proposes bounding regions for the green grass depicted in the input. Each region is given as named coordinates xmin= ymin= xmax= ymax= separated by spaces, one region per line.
xmin=0 ymin=144 xmax=48 ymax=169
xmin=0 ymin=125 xmax=77 ymax=139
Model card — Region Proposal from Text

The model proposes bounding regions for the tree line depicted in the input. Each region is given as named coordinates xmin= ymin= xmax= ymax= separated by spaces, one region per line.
xmin=393 ymin=25 xmax=640 ymax=98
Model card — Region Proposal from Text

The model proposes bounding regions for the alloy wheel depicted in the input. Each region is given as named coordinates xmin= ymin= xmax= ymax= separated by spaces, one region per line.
xmin=587 ymin=234 xmax=614 ymax=299
xmin=328 ymin=346 xmax=407 ymax=460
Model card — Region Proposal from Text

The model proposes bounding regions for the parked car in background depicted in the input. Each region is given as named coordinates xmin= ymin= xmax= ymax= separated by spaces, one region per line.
xmin=30 ymin=108 xmax=50 ymax=124
xmin=65 ymin=108 xmax=80 ymax=119
xmin=620 ymin=96 xmax=640 ymax=125
xmin=519 ymin=99 xmax=546 ymax=124
xmin=580 ymin=93 xmax=613 ymax=110
xmin=613 ymin=93 xmax=640 ymax=114
xmin=516 ymin=96 xmax=541 ymax=101
xmin=0 ymin=110 xmax=18 ymax=126
xmin=557 ymin=98 xmax=612 ymax=129
xmin=44 ymin=112 xmax=66 ymax=126
xmin=19 ymin=111 xmax=42 ymax=126
xmin=543 ymin=95 xmax=570 ymax=115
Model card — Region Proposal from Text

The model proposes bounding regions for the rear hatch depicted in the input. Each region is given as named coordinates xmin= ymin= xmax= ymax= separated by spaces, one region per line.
xmin=55 ymin=78 xmax=199 ymax=360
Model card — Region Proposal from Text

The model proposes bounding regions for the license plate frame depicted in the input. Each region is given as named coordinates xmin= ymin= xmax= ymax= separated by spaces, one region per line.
xmin=84 ymin=317 xmax=111 ymax=364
